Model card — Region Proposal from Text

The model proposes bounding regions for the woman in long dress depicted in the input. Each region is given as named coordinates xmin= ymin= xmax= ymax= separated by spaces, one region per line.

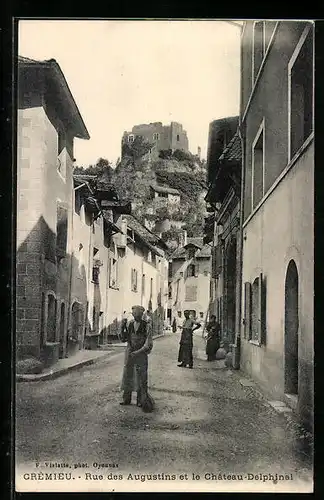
xmin=177 ymin=310 xmax=201 ymax=369
xmin=205 ymin=314 xmax=221 ymax=361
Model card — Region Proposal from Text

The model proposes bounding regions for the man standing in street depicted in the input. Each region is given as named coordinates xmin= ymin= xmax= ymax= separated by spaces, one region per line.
xmin=120 ymin=305 xmax=154 ymax=410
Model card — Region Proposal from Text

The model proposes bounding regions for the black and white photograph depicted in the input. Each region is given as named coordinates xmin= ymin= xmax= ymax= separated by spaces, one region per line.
xmin=15 ymin=19 xmax=314 ymax=493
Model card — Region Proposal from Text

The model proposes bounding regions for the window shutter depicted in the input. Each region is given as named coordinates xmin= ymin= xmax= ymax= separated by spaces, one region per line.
xmin=244 ymin=282 xmax=252 ymax=339
xmin=259 ymin=273 xmax=267 ymax=344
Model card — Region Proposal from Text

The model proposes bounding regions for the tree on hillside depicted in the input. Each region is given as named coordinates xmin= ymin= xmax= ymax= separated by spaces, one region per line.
xmin=74 ymin=157 xmax=113 ymax=179
xmin=122 ymin=135 xmax=154 ymax=162
xmin=158 ymin=149 xmax=173 ymax=160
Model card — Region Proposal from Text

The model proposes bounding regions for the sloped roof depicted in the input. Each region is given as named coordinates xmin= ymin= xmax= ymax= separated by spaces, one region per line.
xmin=150 ymin=184 xmax=181 ymax=196
xmin=218 ymin=131 xmax=241 ymax=163
xmin=18 ymin=56 xmax=90 ymax=140
xmin=185 ymin=237 xmax=204 ymax=248
xmin=171 ymin=237 xmax=211 ymax=259
xmin=123 ymin=215 xmax=168 ymax=254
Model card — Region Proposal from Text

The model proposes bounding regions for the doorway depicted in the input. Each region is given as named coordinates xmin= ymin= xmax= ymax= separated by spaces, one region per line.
xmin=59 ymin=302 xmax=66 ymax=359
xmin=284 ymin=260 xmax=299 ymax=395
xmin=224 ymin=239 xmax=237 ymax=343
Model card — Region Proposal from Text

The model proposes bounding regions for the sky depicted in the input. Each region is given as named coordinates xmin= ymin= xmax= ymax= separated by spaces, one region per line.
xmin=18 ymin=20 xmax=241 ymax=166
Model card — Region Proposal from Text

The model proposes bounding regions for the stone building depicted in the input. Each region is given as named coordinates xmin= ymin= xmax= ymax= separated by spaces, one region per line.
xmin=17 ymin=56 xmax=169 ymax=372
xmin=103 ymin=214 xmax=169 ymax=341
xmin=17 ymin=56 xmax=90 ymax=367
xmin=122 ymin=121 xmax=189 ymax=159
xmin=239 ymin=21 xmax=314 ymax=430
xmin=168 ymin=234 xmax=211 ymax=327
xmin=204 ymin=117 xmax=242 ymax=351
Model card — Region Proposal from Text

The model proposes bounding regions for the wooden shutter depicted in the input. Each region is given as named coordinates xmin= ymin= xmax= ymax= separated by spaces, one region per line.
xmin=244 ymin=282 xmax=252 ymax=339
xmin=259 ymin=273 xmax=267 ymax=344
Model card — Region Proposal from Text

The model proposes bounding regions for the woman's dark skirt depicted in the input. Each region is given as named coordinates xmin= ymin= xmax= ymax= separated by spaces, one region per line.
xmin=206 ymin=337 xmax=220 ymax=361
xmin=178 ymin=344 xmax=193 ymax=367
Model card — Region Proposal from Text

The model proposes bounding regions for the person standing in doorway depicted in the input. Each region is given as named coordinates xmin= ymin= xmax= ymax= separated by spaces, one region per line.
xmin=205 ymin=314 xmax=221 ymax=361
xmin=177 ymin=310 xmax=201 ymax=369
xmin=120 ymin=305 xmax=154 ymax=410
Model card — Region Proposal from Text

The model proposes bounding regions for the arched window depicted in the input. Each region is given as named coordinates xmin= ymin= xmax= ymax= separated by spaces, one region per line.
xmin=187 ymin=264 xmax=196 ymax=277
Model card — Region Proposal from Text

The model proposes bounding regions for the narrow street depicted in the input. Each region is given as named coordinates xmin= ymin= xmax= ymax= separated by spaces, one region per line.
xmin=16 ymin=332 xmax=312 ymax=492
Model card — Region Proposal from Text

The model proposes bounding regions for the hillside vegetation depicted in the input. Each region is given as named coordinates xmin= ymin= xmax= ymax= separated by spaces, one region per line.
xmin=75 ymin=137 xmax=208 ymax=244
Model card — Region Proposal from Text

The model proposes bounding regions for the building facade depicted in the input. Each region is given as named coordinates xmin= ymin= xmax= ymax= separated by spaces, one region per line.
xmin=17 ymin=57 xmax=169 ymax=372
xmin=103 ymin=214 xmax=169 ymax=341
xmin=122 ymin=121 xmax=189 ymax=158
xmin=17 ymin=56 xmax=90 ymax=367
xmin=168 ymin=235 xmax=211 ymax=327
xmin=239 ymin=21 xmax=314 ymax=430
xmin=204 ymin=118 xmax=242 ymax=350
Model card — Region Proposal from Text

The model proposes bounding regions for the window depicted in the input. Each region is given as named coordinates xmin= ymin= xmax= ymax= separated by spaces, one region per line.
xmin=188 ymin=247 xmax=196 ymax=259
xmin=153 ymin=133 xmax=160 ymax=141
xmin=74 ymin=189 xmax=82 ymax=215
xmin=128 ymin=134 xmax=134 ymax=143
xmin=252 ymin=122 xmax=264 ymax=210
xmin=57 ymin=130 xmax=67 ymax=179
xmin=109 ymin=258 xmax=118 ymax=288
xmin=178 ymin=311 xmax=182 ymax=318
xmin=150 ymin=277 xmax=153 ymax=297
xmin=78 ymin=243 xmax=84 ymax=274
xmin=46 ymin=294 xmax=57 ymax=343
xmin=131 ymin=268 xmax=138 ymax=292
xmin=176 ymin=134 xmax=180 ymax=141
xmin=245 ymin=274 xmax=267 ymax=344
xmin=168 ymin=287 xmax=172 ymax=299
xmin=180 ymin=271 xmax=184 ymax=278
xmin=168 ymin=262 xmax=173 ymax=278
xmin=187 ymin=264 xmax=196 ymax=278
xmin=289 ymin=25 xmax=314 ymax=160
xmin=92 ymin=266 xmax=100 ymax=284
xmin=185 ymin=285 xmax=197 ymax=302
xmin=56 ymin=204 xmax=68 ymax=258
xmin=253 ymin=21 xmax=265 ymax=82
xmin=142 ymin=274 xmax=146 ymax=295
xmin=204 ymin=270 xmax=208 ymax=277
xmin=200 ymin=312 xmax=204 ymax=319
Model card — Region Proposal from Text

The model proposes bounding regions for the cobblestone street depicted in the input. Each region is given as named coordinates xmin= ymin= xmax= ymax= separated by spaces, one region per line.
xmin=16 ymin=332 xmax=312 ymax=492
